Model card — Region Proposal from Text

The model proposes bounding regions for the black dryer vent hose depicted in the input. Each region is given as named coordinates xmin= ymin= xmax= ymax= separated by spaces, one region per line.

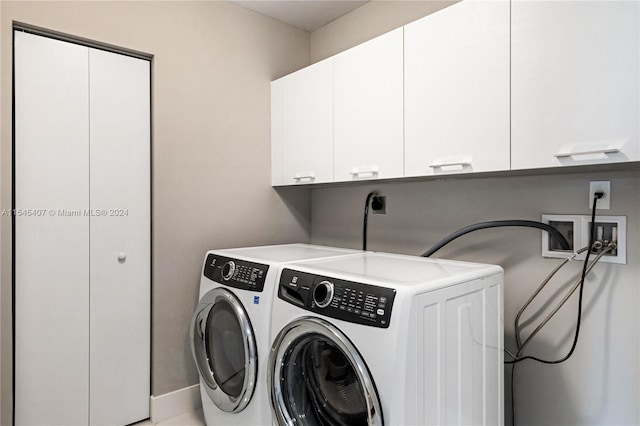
xmin=421 ymin=220 xmax=571 ymax=258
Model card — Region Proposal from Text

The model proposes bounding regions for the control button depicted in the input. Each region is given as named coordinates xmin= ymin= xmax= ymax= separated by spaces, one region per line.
xmin=354 ymin=309 xmax=361 ymax=315
xmin=370 ymin=314 xmax=376 ymax=319
xmin=361 ymin=312 xmax=369 ymax=317
xmin=285 ymin=279 xmax=296 ymax=289
xmin=222 ymin=261 xmax=235 ymax=280
xmin=347 ymin=307 xmax=353 ymax=313
xmin=313 ymin=280 xmax=335 ymax=308
xmin=339 ymin=305 xmax=346 ymax=310
xmin=377 ymin=308 xmax=385 ymax=316
xmin=379 ymin=297 xmax=387 ymax=303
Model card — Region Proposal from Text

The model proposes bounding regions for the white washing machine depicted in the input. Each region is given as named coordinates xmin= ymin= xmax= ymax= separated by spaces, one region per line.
xmin=267 ymin=252 xmax=504 ymax=426
xmin=190 ymin=243 xmax=364 ymax=426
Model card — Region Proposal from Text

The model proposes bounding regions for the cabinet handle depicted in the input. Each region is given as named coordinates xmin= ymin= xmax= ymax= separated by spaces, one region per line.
xmin=117 ymin=253 xmax=127 ymax=263
xmin=349 ymin=165 xmax=379 ymax=178
xmin=429 ymin=160 xmax=472 ymax=169
xmin=293 ymin=172 xmax=315 ymax=182
xmin=554 ymin=148 xmax=620 ymax=158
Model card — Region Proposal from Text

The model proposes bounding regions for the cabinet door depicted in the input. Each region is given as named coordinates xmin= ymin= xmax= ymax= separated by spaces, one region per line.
xmin=512 ymin=1 xmax=640 ymax=169
xmin=405 ymin=0 xmax=510 ymax=177
xmin=14 ymin=31 xmax=90 ymax=426
xmin=334 ymin=28 xmax=404 ymax=182
xmin=281 ymin=59 xmax=333 ymax=185
xmin=89 ymin=49 xmax=151 ymax=425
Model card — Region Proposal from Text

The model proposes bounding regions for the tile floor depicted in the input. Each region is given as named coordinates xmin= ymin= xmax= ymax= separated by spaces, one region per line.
xmin=134 ymin=408 xmax=205 ymax=426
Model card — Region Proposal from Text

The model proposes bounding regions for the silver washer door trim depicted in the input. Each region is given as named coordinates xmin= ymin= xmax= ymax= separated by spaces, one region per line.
xmin=267 ymin=316 xmax=383 ymax=425
xmin=190 ymin=287 xmax=258 ymax=413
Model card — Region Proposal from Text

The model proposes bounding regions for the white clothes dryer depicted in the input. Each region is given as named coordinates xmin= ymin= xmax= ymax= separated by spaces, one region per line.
xmin=268 ymin=252 xmax=504 ymax=426
xmin=190 ymin=244 xmax=363 ymax=426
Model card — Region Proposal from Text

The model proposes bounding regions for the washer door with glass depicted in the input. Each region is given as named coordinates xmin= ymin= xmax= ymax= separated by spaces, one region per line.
xmin=268 ymin=317 xmax=383 ymax=426
xmin=190 ymin=287 xmax=257 ymax=413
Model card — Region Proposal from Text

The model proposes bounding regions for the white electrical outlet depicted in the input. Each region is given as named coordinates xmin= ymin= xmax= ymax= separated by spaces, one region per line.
xmin=589 ymin=181 xmax=611 ymax=209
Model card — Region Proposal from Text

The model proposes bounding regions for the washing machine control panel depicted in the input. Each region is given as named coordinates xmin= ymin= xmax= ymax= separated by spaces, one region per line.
xmin=204 ymin=254 xmax=269 ymax=292
xmin=279 ymin=269 xmax=396 ymax=328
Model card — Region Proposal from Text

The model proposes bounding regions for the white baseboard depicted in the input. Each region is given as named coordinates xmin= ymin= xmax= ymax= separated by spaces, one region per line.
xmin=150 ymin=384 xmax=202 ymax=424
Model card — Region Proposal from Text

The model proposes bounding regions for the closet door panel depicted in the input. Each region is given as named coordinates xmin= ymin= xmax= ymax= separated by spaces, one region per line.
xmin=14 ymin=31 xmax=90 ymax=426
xmin=88 ymin=49 xmax=151 ymax=425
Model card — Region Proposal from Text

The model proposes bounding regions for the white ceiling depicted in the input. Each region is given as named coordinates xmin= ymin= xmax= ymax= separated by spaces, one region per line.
xmin=232 ymin=0 xmax=370 ymax=32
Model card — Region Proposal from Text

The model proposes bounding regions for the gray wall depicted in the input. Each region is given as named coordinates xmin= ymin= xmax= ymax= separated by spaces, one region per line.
xmin=310 ymin=170 xmax=640 ymax=424
xmin=0 ymin=1 xmax=311 ymax=422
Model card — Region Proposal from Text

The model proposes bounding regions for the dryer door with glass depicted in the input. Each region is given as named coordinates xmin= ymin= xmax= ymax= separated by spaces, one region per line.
xmin=268 ymin=317 xmax=383 ymax=426
xmin=191 ymin=287 xmax=257 ymax=413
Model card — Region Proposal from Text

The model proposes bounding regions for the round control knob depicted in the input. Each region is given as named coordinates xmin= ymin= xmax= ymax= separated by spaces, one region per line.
xmin=313 ymin=280 xmax=334 ymax=308
xmin=221 ymin=261 xmax=236 ymax=281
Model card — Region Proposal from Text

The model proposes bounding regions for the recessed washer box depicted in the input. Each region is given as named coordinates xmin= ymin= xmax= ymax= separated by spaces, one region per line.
xmin=541 ymin=214 xmax=582 ymax=259
xmin=581 ymin=215 xmax=626 ymax=265
xmin=542 ymin=214 xmax=626 ymax=264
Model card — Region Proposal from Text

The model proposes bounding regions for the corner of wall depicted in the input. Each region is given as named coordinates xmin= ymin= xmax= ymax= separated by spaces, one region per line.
xmin=309 ymin=0 xmax=457 ymax=62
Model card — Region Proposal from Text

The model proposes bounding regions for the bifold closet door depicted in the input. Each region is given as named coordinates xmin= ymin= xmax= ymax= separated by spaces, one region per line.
xmin=88 ymin=49 xmax=150 ymax=425
xmin=15 ymin=31 xmax=150 ymax=426
xmin=15 ymin=31 xmax=91 ymax=426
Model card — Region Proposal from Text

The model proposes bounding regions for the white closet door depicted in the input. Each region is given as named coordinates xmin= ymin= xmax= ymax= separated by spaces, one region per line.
xmin=14 ymin=31 xmax=90 ymax=426
xmin=88 ymin=49 xmax=150 ymax=425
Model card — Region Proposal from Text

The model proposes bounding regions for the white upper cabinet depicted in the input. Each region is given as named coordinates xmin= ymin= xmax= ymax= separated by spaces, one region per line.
xmin=404 ymin=0 xmax=510 ymax=177
xmin=512 ymin=0 xmax=640 ymax=169
xmin=333 ymin=28 xmax=404 ymax=182
xmin=271 ymin=0 xmax=640 ymax=186
xmin=283 ymin=59 xmax=333 ymax=185
xmin=272 ymin=59 xmax=333 ymax=186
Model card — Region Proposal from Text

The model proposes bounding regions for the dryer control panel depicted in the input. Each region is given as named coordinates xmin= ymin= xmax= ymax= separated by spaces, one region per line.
xmin=279 ymin=269 xmax=396 ymax=328
xmin=204 ymin=254 xmax=269 ymax=292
